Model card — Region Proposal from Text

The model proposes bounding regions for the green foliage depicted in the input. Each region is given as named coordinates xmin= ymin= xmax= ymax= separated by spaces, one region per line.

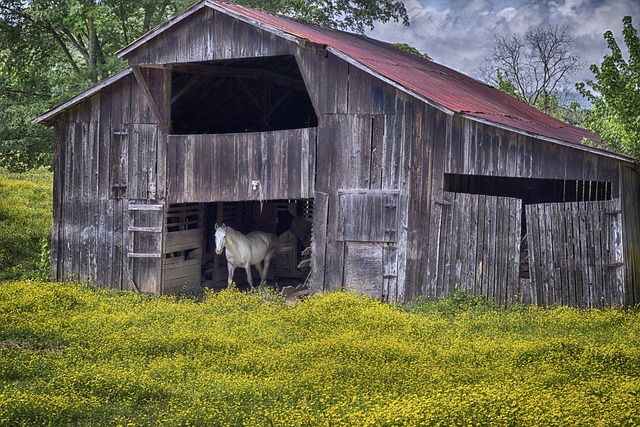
xmin=393 ymin=43 xmax=431 ymax=60
xmin=0 ymin=168 xmax=53 ymax=281
xmin=401 ymin=290 xmax=498 ymax=318
xmin=576 ymin=16 xmax=640 ymax=158
xmin=1 ymin=281 xmax=639 ymax=426
xmin=0 ymin=0 xmax=199 ymax=172
xmin=0 ymin=96 xmax=54 ymax=172
xmin=495 ymin=69 xmax=521 ymax=100
xmin=237 ymin=0 xmax=408 ymax=34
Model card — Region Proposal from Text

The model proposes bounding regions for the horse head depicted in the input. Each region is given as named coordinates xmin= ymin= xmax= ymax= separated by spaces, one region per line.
xmin=214 ymin=223 xmax=227 ymax=255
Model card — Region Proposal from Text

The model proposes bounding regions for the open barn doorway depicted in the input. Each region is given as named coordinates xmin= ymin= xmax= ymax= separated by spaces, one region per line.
xmin=444 ymin=173 xmax=614 ymax=281
xmin=201 ymin=199 xmax=314 ymax=291
xmin=442 ymin=173 xmax=621 ymax=307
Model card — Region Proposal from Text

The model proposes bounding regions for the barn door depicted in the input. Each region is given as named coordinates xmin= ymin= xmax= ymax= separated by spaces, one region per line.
xmin=337 ymin=190 xmax=400 ymax=301
xmin=436 ymin=192 xmax=522 ymax=306
xmin=342 ymin=242 xmax=398 ymax=301
xmin=525 ymin=199 xmax=623 ymax=308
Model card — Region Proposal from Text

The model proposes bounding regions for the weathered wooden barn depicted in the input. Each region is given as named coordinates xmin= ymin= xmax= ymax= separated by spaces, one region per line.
xmin=35 ymin=0 xmax=640 ymax=307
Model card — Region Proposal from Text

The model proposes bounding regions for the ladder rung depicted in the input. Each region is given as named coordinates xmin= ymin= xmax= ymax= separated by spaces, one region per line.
xmin=128 ymin=204 xmax=164 ymax=211
xmin=128 ymin=252 xmax=162 ymax=258
xmin=129 ymin=226 xmax=163 ymax=232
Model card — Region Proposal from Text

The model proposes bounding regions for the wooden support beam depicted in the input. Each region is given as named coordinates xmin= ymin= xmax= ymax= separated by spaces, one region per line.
xmin=131 ymin=65 xmax=169 ymax=134
xmin=172 ymin=63 xmax=307 ymax=91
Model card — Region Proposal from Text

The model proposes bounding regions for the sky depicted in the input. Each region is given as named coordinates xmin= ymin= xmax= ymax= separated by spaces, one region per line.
xmin=366 ymin=0 xmax=640 ymax=89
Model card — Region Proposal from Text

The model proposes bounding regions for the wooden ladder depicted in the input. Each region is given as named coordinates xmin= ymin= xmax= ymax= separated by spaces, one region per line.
xmin=127 ymin=203 xmax=164 ymax=292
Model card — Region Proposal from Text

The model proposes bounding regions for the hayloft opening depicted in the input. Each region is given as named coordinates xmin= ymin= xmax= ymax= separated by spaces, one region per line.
xmin=170 ymin=55 xmax=318 ymax=134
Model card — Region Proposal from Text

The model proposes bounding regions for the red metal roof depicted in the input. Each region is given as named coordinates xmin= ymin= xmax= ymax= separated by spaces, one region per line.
xmin=211 ymin=0 xmax=600 ymax=147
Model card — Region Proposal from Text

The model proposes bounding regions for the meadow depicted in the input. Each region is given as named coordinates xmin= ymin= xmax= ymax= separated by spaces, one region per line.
xmin=1 ymin=280 xmax=639 ymax=426
xmin=1 ymin=169 xmax=639 ymax=426
xmin=0 ymin=168 xmax=52 ymax=281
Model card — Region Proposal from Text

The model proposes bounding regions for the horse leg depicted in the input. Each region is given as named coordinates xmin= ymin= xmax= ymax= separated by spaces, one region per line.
xmin=261 ymin=254 xmax=273 ymax=285
xmin=244 ymin=263 xmax=254 ymax=289
xmin=227 ymin=262 xmax=235 ymax=288
xmin=254 ymin=262 xmax=264 ymax=286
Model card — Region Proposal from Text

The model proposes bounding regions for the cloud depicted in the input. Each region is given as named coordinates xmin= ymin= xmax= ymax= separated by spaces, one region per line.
xmin=496 ymin=7 xmax=517 ymax=22
xmin=366 ymin=0 xmax=640 ymax=85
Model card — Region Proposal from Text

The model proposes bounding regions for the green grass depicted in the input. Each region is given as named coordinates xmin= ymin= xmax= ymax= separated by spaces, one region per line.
xmin=0 ymin=167 xmax=52 ymax=281
xmin=1 ymin=281 xmax=638 ymax=426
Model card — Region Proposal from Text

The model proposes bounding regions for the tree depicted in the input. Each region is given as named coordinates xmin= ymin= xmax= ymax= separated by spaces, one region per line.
xmin=237 ymin=0 xmax=408 ymax=34
xmin=394 ymin=43 xmax=431 ymax=60
xmin=576 ymin=16 xmax=640 ymax=158
xmin=478 ymin=25 xmax=582 ymax=116
xmin=0 ymin=0 xmax=194 ymax=84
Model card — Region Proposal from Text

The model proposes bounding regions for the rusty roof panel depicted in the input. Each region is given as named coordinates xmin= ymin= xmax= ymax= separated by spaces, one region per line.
xmin=215 ymin=1 xmax=600 ymax=146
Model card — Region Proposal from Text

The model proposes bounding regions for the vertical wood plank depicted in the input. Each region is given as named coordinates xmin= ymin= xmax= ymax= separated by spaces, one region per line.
xmin=370 ymin=116 xmax=384 ymax=190
xmin=343 ymin=242 xmax=383 ymax=299
xmin=309 ymin=191 xmax=329 ymax=293
xmin=383 ymin=243 xmax=398 ymax=302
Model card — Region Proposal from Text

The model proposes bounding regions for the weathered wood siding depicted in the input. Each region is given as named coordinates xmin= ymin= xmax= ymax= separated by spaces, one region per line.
xmin=403 ymin=104 xmax=446 ymax=302
xmin=444 ymin=117 xmax=620 ymax=188
xmin=428 ymin=192 xmax=522 ymax=306
xmin=166 ymin=129 xmax=315 ymax=203
xmin=337 ymin=190 xmax=399 ymax=243
xmin=526 ymin=199 xmax=624 ymax=307
xmin=124 ymin=8 xmax=292 ymax=65
xmin=51 ymin=73 xmax=163 ymax=292
xmin=621 ymin=165 xmax=640 ymax=305
xmin=310 ymin=78 xmax=415 ymax=301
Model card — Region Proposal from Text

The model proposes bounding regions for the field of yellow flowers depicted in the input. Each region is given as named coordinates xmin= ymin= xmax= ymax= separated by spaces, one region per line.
xmin=0 ymin=168 xmax=52 ymax=281
xmin=1 ymin=280 xmax=639 ymax=426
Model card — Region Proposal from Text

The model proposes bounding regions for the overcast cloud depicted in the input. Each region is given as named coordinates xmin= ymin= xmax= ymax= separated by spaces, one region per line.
xmin=366 ymin=0 xmax=640 ymax=89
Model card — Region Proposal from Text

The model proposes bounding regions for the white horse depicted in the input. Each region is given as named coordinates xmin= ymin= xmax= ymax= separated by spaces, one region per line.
xmin=214 ymin=223 xmax=282 ymax=289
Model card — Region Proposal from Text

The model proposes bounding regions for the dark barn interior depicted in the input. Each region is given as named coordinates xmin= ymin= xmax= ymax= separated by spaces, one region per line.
xmin=170 ymin=55 xmax=318 ymax=135
xmin=201 ymin=199 xmax=313 ymax=290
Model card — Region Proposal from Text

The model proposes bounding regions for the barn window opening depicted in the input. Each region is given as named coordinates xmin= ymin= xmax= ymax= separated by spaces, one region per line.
xmin=170 ymin=55 xmax=318 ymax=134
xmin=444 ymin=174 xmax=614 ymax=280
xmin=201 ymin=199 xmax=314 ymax=290
xmin=444 ymin=174 xmax=613 ymax=204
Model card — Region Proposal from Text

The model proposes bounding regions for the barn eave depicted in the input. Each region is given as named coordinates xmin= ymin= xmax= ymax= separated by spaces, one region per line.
xmin=32 ymin=68 xmax=133 ymax=126
xmin=459 ymin=113 xmax=638 ymax=165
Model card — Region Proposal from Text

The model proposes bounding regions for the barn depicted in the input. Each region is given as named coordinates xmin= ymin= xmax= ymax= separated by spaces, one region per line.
xmin=34 ymin=0 xmax=640 ymax=307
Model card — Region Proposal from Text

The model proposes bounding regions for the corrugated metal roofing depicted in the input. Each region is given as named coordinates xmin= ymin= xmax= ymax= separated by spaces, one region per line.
xmin=210 ymin=0 xmax=599 ymax=146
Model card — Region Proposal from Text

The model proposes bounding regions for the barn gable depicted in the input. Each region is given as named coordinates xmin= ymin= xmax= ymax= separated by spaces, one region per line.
xmin=35 ymin=0 xmax=640 ymax=307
